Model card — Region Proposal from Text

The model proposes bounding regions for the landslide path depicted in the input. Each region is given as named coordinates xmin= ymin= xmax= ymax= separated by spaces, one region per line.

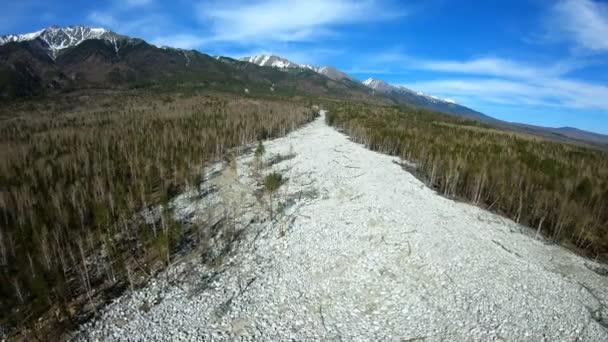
xmin=76 ymin=111 xmax=608 ymax=341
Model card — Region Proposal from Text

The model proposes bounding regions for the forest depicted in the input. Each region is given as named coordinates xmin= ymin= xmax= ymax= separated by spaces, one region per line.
xmin=326 ymin=103 xmax=608 ymax=259
xmin=0 ymin=90 xmax=316 ymax=337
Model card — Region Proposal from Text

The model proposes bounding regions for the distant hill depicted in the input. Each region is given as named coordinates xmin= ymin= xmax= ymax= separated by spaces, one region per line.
xmin=508 ymin=123 xmax=608 ymax=148
xmin=551 ymin=127 xmax=608 ymax=145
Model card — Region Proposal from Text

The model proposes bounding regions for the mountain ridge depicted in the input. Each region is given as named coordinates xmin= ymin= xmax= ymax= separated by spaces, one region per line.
xmin=364 ymin=77 xmax=456 ymax=105
xmin=238 ymin=54 xmax=495 ymax=122
xmin=360 ymin=77 xmax=497 ymax=122
xmin=1 ymin=25 xmax=607 ymax=146
xmin=0 ymin=25 xmax=133 ymax=59
xmin=239 ymin=54 xmax=354 ymax=82
xmin=0 ymin=26 xmax=379 ymax=102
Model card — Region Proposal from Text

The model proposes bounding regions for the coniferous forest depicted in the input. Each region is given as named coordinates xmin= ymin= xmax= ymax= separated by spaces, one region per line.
xmin=326 ymin=103 xmax=608 ymax=258
xmin=0 ymin=90 xmax=316 ymax=336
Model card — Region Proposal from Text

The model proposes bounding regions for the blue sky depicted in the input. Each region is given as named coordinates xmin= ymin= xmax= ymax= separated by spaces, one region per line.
xmin=2 ymin=0 xmax=608 ymax=134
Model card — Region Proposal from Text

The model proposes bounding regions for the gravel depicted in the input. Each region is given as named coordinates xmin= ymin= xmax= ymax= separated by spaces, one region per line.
xmin=73 ymin=111 xmax=608 ymax=341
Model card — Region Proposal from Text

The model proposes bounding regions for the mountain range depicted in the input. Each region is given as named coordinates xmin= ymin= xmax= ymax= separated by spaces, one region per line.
xmin=239 ymin=54 xmax=496 ymax=122
xmin=0 ymin=25 xmax=373 ymax=100
xmin=0 ymin=26 xmax=126 ymax=59
xmin=1 ymin=25 xmax=607 ymax=147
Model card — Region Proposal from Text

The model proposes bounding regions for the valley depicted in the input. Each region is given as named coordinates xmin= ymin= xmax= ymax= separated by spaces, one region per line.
xmin=1 ymin=23 xmax=608 ymax=341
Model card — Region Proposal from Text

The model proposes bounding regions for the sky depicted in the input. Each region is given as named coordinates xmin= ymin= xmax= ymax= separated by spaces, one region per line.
xmin=2 ymin=0 xmax=608 ymax=134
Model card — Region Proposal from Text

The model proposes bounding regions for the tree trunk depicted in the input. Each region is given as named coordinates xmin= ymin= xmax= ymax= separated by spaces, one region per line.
xmin=536 ymin=216 xmax=545 ymax=239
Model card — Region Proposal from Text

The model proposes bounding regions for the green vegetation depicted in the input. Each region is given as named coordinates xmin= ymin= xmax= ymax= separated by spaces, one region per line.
xmin=326 ymin=103 xmax=608 ymax=258
xmin=263 ymin=172 xmax=285 ymax=220
xmin=255 ymin=140 xmax=266 ymax=158
xmin=0 ymin=90 xmax=316 ymax=337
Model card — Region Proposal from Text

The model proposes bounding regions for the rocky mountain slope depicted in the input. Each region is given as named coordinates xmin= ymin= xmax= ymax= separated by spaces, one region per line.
xmin=0 ymin=25 xmax=130 ymax=59
xmin=74 ymin=111 xmax=608 ymax=341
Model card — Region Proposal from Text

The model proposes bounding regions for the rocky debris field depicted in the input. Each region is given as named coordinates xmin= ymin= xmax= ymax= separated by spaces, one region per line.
xmin=73 ymin=111 xmax=608 ymax=341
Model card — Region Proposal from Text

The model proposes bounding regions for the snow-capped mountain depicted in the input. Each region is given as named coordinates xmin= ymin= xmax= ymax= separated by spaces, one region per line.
xmin=363 ymin=78 xmax=456 ymax=105
xmin=0 ymin=25 xmax=127 ymax=58
xmin=303 ymin=65 xmax=354 ymax=82
xmin=240 ymin=55 xmax=354 ymax=81
xmin=362 ymin=77 xmax=496 ymax=122
xmin=240 ymin=55 xmax=297 ymax=69
xmin=362 ymin=78 xmax=394 ymax=93
xmin=239 ymin=54 xmax=483 ymax=118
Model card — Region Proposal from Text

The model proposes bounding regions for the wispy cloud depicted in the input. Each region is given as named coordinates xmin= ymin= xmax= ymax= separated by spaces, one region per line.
xmin=373 ymin=52 xmax=582 ymax=80
xmin=151 ymin=34 xmax=208 ymax=49
xmin=352 ymin=50 xmax=608 ymax=110
xmin=367 ymin=54 xmax=608 ymax=112
xmin=546 ymin=0 xmax=608 ymax=52
xmin=217 ymin=46 xmax=344 ymax=65
xmin=403 ymin=77 xmax=608 ymax=110
xmin=86 ymin=6 xmax=167 ymax=40
xmin=417 ymin=58 xmax=567 ymax=80
xmin=87 ymin=11 xmax=118 ymax=28
xmin=84 ymin=0 xmax=402 ymax=54
xmin=196 ymin=0 xmax=402 ymax=43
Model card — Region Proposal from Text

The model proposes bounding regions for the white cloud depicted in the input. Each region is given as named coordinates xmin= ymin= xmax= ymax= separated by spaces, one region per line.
xmin=196 ymin=0 xmax=401 ymax=43
xmin=84 ymin=0 xmax=399 ymax=57
xmin=151 ymin=34 xmax=208 ymax=49
xmin=404 ymin=79 xmax=560 ymax=108
xmin=87 ymin=11 xmax=117 ymax=27
xmin=547 ymin=0 xmax=608 ymax=51
xmin=373 ymin=52 xmax=581 ymax=80
xmin=403 ymin=75 xmax=608 ymax=111
xmin=213 ymin=45 xmax=344 ymax=65
xmin=86 ymin=9 xmax=167 ymax=39
xmin=418 ymin=58 xmax=554 ymax=80
xmin=356 ymin=52 xmax=605 ymax=112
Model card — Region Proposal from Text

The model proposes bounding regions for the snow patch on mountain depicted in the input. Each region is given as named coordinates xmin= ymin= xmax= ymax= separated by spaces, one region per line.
xmin=0 ymin=25 xmax=124 ymax=59
xmin=363 ymin=78 xmax=393 ymax=92
xmin=0 ymin=28 xmax=46 ymax=44
xmin=241 ymin=55 xmax=297 ymax=69
xmin=241 ymin=55 xmax=353 ymax=81
xmin=364 ymin=77 xmax=457 ymax=104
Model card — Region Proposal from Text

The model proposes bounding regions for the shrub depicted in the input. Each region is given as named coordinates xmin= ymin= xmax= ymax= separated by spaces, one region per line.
xmin=263 ymin=172 xmax=284 ymax=219
xmin=254 ymin=140 xmax=266 ymax=158
xmin=263 ymin=172 xmax=284 ymax=193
